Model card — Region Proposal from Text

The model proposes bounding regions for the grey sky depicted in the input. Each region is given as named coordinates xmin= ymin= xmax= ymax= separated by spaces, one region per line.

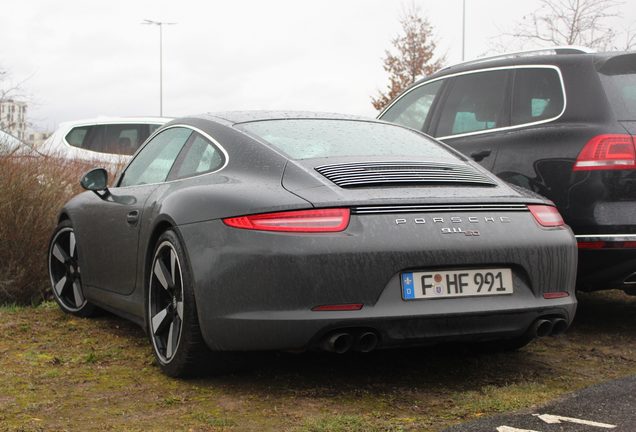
xmin=2 ymin=0 xmax=635 ymax=131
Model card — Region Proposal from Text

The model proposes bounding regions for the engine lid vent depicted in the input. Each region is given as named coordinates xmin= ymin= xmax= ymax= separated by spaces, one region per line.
xmin=315 ymin=161 xmax=497 ymax=188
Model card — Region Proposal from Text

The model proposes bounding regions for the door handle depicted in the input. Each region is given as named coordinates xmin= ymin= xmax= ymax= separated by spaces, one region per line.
xmin=126 ymin=210 xmax=139 ymax=225
xmin=470 ymin=149 xmax=492 ymax=162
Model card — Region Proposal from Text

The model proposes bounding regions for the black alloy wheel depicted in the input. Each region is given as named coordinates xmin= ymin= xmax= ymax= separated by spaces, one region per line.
xmin=148 ymin=239 xmax=185 ymax=364
xmin=147 ymin=230 xmax=241 ymax=377
xmin=48 ymin=220 xmax=97 ymax=317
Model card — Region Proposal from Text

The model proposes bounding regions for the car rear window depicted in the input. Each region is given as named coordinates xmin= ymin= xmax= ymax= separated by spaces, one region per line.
xmin=65 ymin=123 xmax=161 ymax=155
xmin=236 ymin=119 xmax=460 ymax=161
xmin=600 ymin=73 xmax=636 ymax=121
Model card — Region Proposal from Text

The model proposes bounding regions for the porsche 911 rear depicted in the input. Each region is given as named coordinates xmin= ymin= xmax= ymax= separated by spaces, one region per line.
xmin=179 ymin=118 xmax=578 ymax=353
xmin=183 ymin=203 xmax=576 ymax=352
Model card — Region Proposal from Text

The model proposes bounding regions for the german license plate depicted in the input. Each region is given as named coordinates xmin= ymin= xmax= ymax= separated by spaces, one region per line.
xmin=401 ymin=268 xmax=513 ymax=300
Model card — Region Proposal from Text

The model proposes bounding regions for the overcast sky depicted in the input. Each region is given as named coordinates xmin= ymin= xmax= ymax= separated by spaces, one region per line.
xmin=2 ymin=0 xmax=635 ymax=131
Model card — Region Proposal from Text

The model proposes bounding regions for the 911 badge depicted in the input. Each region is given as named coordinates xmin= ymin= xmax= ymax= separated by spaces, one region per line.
xmin=441 ymin=227 xmax=481 ymax=236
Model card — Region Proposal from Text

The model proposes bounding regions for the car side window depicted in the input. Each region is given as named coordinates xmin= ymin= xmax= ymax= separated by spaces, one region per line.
xmin=435 ymin=70 xmax=509 ymax=137
xmin=168 ymin=133 xmax=224 ymax=180
xmin=512 ymin=68 xmax=564 ymax=125
xmin=65 ymin=126 xmax=92 ymax=149
xmin=119 ymin=127 xmax=192 ymax=187
xmin=380 ymin=80 xmax=443 ymax=130
xmin=65 ymin=123 xmax=161 ymax=156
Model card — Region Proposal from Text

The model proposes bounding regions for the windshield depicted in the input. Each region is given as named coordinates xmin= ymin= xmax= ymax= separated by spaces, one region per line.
xmin=236 ymin=119 xmax=459 ymax=161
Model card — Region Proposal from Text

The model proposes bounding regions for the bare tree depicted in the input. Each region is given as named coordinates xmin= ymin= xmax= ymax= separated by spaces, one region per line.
xmin=617 ymin=24 xmax=636 ymax=50
xmin=507 ymin=0 xmax=634 ymax=51
xmin=372 ymin=4 xmax=444 ymax=111
xmin=0 ymin=68 xmax=22 ymax=103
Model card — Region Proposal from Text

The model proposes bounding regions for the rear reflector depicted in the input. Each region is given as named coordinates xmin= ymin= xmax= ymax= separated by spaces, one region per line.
xmin=312 ymin=303 xmax=363 ymax=311
xmin=527 ymin=205 xmax=565 ymax=227
xmin=543 ymin=291 xmax=570 ymax=299
xmin=578 ymin=240 xmax=636 ymax=249
xmin=577 ymin=241 xmax=605 ymax=249
xmin=573 ymin=134 xmax=636 ymax=171
xmin=223 ymin=208 xmax=350 ymax=233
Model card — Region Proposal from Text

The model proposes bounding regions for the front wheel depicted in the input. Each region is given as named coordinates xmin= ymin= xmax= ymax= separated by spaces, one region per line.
xmin=48 ymin=220 xmax=98 ymax=317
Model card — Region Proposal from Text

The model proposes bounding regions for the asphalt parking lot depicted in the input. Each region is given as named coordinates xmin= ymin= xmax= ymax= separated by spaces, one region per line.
xmin=443 ymin=375 xmax=636 ymax=431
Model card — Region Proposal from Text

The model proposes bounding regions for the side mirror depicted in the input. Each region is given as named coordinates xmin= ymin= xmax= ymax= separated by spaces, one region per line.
xmin=80 ymin=168 xmax=109 ymax=193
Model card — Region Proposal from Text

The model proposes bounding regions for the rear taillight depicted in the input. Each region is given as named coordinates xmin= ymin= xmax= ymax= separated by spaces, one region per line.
xmin=573 ymin=134 xmax=636 ymax=171
xmin=528 ymin=205 xmax=565 ymax=227
xmin=223 ymin=208 xmax=350 ymax=233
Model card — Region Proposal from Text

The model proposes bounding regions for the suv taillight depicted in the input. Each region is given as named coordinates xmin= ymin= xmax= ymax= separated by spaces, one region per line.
xmin=573 ymin=134 xmax=636 ymax=171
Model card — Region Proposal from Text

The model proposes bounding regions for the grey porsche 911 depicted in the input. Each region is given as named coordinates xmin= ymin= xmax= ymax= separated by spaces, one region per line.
xmin=48 ymin=111 xmax=577 ymax=377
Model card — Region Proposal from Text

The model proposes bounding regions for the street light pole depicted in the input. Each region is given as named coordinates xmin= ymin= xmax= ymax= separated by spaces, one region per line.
xmin=142 ymin=19 xmax=176 ymax=117
xmin=462 ymin=0 xmax=466 ymax=61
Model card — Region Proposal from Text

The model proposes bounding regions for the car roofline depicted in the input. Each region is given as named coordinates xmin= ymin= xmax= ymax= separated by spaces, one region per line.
xmin=55 ymin=117 xmax=173 ymax=129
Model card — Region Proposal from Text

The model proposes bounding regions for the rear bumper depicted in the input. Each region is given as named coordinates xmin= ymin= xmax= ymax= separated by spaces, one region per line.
xmin=576 ymin=235 xmax=636 ymax=290
xmin=178 ymin=212 xmax=578 ymax=351
xmin=201 ymin=288 xmax=576 ymax=351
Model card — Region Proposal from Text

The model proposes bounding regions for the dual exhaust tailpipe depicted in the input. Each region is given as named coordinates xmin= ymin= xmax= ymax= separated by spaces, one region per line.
xmin=322 ymin=318 xmax=567 ymax=352
xmin=531 ymin=317 xmax=568 ymax=338
xmin=322 ymin=331 xmax=378 ymax=354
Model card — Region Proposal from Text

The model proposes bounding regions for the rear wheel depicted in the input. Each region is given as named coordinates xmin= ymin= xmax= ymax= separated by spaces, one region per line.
xmin=48 ymin=220 xmax=97 ymax=317
xmin=147 ymin=230 xmax=237 ymax=377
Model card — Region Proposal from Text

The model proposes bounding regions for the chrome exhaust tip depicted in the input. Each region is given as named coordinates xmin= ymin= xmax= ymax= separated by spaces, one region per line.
xmin=532 ymin=319 xmax=554 ymax=338
xmin=551 ymin=318 xmax=568 ymax=336
xmin=355 ymin=332 xmax=378 ymax=353
xmin=322 ymin=332 xmax=353 ymax=354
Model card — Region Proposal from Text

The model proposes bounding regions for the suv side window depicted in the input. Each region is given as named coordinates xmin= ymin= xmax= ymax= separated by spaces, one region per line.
xmin=168 ymin=133 xmax=225 ymax=180
xmin=435 ymin=70 xmax=509 ymax=137
xmin=512 ymin=68 xmax=564 ymax=125
xmin=119 ymin=127 xmax=192 ymax=187
xmin=380 ymin=80 xmax=443 ymax=130
xmin=65 ymin=126 xmax=93 ymax=149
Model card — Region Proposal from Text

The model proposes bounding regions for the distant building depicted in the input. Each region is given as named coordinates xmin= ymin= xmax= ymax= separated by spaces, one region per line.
xmin=0 ymin=99 xmax=27 ymax=141
xmin=27 ymin=130 xmax=52 ymax=148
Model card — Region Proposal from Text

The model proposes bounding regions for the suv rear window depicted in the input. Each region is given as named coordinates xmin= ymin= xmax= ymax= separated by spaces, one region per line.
xmin=237 ymin=119 xmax=459 ymax=161
xmin=65 ymin=123 xmax=161 ymax=155
xmin=600 ymin=74 xmax=636 ymax=121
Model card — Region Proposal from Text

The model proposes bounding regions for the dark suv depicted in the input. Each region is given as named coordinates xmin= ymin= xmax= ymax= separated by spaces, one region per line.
xmin=378 ymin=47 xmax=636 ymax=292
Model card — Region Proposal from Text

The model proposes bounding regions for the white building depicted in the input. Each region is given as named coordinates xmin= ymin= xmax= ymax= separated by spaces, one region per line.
xmin=27 ymin=130 xmax=52 ymax=148
xmin=0 ymin=99 xmax=27 ymax=141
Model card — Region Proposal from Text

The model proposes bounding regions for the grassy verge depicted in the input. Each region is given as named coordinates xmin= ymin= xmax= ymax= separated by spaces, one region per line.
xmin=1 ymin=291 xmax=635 ymax=431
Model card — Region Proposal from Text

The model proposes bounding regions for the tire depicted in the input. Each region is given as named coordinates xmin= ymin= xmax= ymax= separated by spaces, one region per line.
xmin=48 ymin=220 xmax=98 ymax=317
xmin=146 ymin=229 xmax=237 ymax=377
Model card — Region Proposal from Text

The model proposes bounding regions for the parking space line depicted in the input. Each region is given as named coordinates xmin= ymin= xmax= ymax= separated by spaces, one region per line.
xmin=534 ymin=413 xmax=617 ymax=428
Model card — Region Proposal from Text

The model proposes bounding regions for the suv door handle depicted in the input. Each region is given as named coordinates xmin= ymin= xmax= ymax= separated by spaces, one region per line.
xmin=126 ymin=210 xmax=139 ymax=225
xmin=470 ymin=149 xmax=492 ymax=162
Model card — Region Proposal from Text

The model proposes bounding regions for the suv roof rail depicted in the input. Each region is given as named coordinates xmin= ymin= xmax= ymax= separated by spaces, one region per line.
xmin=441 ymin=45 xmax=595 ymax=71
